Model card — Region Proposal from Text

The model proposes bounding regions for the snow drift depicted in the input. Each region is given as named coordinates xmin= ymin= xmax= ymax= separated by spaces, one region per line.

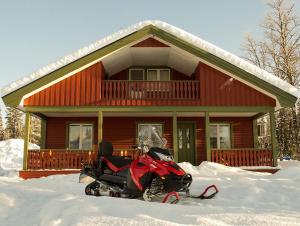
xmin=0 ymin=139 xmax=39 ymax=177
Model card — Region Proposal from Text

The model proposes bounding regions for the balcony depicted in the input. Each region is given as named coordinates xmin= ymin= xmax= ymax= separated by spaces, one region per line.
xmin=100 ymin=80 xmax=200 ymax=106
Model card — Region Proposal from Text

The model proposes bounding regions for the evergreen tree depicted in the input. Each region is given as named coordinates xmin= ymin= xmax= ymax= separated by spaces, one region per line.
xmin=243 ymin=0 xmax=300 ymax=157
xmin=5 ymin=107 xmax=24 ymax=139
xmin=30 ymin=115 xmax=41 ymax=145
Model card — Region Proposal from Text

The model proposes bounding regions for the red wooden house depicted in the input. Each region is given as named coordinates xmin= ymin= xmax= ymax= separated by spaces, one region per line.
xmin=2 ymin=21 xmax=299 ymax=179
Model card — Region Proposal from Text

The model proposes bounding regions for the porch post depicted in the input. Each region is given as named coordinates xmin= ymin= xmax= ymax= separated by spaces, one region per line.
xmin=98 ymin=111 xmax=103 ymax=143
xmin=40 ymin=118 xmax=47 ymax=149
xmin=205 ymin=112 xmax=211 ymax=161
xmin=269 ymin=109 xmax=277 ymax=166
xmin=23 ymin=112 xmax=31 ymax=170
xmin=252 ymin=118 xmax=258 ymax=149
xmin=172 ymin=111 xmax=178 ymax=162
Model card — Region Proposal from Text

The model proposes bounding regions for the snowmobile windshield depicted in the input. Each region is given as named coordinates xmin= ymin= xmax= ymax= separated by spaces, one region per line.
xmin=138 ymin=126 xmax=167 ymax=148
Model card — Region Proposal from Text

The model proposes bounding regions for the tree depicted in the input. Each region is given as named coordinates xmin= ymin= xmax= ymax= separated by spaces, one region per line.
xmin=243 ymin=0 xmax=300 ymax=157
xmin=30 ymin=115 xmax=41 ymax=145
xmin=5 ymin=107 xmax=24 ymax=139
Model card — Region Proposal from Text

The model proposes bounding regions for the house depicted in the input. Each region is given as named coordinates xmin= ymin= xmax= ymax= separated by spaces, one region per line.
xmin=2 ymin=21 xmax=299 ymax=179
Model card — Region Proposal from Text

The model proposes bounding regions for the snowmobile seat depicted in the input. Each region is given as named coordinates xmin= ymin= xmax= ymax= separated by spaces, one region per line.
xmin=98 ymin=141 xmax=132 ymax=172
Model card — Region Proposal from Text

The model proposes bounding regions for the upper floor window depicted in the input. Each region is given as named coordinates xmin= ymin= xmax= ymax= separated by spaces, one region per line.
xmin=147 ymin=69 xmax=170 ymax=81
xmin=210 ymin=124 xmax=231 ymax=149
xmin=68 ymin=123 xmax=93 ymax=150
xmin=129 ymin=68 xmax=145 ymax=80
xmin=129 ymin=68 xmax=170 ymax=81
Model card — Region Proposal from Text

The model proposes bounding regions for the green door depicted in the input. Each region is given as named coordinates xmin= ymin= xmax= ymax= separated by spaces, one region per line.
xmin=178 ymin=122 xmax=196 ymax=164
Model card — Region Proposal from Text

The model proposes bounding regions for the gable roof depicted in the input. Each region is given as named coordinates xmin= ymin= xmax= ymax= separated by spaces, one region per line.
xmin=1 ymin=20 xmax=299 ymax=107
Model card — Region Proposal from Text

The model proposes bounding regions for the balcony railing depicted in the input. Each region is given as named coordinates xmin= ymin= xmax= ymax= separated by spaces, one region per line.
xmin=211 ymin=149 xmax=273 ymax=167
xmin=101 ymin=80 xmax=200 ymax=101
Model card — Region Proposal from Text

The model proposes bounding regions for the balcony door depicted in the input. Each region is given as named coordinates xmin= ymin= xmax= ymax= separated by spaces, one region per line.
xmin=178 ymin=122 xmax=196 ymax=164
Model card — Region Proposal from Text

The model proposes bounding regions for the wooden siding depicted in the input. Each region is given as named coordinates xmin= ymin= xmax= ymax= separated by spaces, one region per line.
xmin=131 ymin=38 xmax=169 ymax=47
xmin=24 ymin=62 xmax=105 ymax=106
xmin=24 ymin=61 xmax=276 ymax=107
xmin=110 ymin=69 xmax=128 ymax=80
xmin=196 ymin=62 xmax=276 ymax=106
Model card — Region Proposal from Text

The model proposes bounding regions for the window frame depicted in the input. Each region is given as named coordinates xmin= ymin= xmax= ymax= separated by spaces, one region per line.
xmin=67 ymin=123 xmax=94 ymax=150
xmin=210 ymin=123 xmax=232 ymax=149
xmin=146 ymin=69 xmax=170 ymax=81
xmin=129 ymin=68 xmax=145 ymax=80
xmin=257 ymin=123 xmax=266 ymax=137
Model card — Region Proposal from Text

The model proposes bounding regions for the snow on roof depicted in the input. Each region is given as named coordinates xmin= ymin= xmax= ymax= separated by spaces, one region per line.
xmin=1 ymin=20 xmax=299 ymax=98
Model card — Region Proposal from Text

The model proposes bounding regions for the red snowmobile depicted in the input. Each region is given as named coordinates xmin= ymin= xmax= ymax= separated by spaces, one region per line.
xmin=80 ymin=127 xmax=218 ymax=203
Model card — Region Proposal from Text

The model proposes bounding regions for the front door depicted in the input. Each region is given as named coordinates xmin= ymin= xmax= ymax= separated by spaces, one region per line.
xmin=178 ymin=122 xmax=196 ymax=164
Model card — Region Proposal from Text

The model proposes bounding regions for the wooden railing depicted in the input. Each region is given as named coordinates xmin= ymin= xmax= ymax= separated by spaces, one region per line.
xmin=101 ymin=80 xmax=200 ymax=100
xmin=211 ymin=149 xmax=273 ymax=167
xmin=27 ymin=149 xmax=136 ymax=170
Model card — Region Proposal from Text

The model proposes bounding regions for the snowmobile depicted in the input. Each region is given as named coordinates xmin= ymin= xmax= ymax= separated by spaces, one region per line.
xmin=80 ymin=127 xmax=218 ymax=203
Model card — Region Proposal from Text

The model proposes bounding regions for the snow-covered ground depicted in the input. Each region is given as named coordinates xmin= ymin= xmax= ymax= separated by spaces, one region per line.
xmin=0 ymin=140 xmax=300 ymax=226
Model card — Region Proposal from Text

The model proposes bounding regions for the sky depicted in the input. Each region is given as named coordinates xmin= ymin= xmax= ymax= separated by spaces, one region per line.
xmin=0 ymin=0 xmax=299 ymax=92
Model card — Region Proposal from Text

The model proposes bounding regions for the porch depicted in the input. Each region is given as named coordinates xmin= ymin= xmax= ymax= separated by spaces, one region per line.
xmin=20 ymin=106 xmax=278 ymax=178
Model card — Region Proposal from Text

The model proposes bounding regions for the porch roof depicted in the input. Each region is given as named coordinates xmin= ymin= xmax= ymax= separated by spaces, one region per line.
xmin=2 ymin=20 xmax=299 ymax=108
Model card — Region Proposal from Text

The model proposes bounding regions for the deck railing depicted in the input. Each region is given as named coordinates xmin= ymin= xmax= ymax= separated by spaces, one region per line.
xmin=27 ymin=148 xmax=273 ymax=170
xmin=101 ymin=80 xmax=200 ymax=101
xmin=27 ymin=149 xmax=136 ymax=170
xmin=211 ymin=149 xmax=273 ymax=167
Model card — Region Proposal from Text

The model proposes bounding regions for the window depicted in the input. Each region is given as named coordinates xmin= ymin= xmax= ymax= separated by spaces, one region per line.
xmin=137 ymin=123 xmax=163 ymax=147
xmin=129 ymin=69 xmax=144 ymax=80
xmin=257 ymin=124 xmax=266 ymax=137
xmin=210 ymin=124 xmax=231 ymax=149
xmin=147 ymin=69 xmax=170 ymax=81
xmin=68 ymin=124 xmax=93 ymax=150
